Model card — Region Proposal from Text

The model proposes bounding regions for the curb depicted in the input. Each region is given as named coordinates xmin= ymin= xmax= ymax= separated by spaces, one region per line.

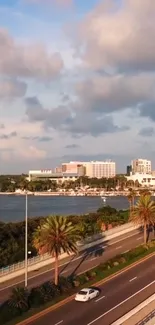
xmin=111 ymin=293 xmax=155 ymax=325
xmin=16 ymin=251 xmax=155 ymax=325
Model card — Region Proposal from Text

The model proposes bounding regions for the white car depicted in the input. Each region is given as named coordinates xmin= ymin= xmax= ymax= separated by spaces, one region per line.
xmin=75 ymin=288 xmax=100 ymax=302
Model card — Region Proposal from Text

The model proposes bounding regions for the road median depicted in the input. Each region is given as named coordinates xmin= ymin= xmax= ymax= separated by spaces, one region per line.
xmin=2 ymin=240 xmax=155 ymax=325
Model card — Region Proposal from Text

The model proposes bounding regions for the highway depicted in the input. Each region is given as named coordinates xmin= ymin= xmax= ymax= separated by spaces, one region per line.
xmin=30 ymin=254 xmax=155 ymax=325
xmin=0 ymin=228 xmax=148 ymax=303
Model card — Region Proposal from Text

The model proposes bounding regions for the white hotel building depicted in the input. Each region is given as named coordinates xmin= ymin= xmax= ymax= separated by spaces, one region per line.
xmin=84 ymin=161 xmax=116 ymax=178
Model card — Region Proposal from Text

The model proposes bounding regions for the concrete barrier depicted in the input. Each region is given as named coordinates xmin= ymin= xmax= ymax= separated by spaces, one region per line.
xmin=111 ymin=293 xmax=155 ymax=325
xmin=0 ymin=222 xmax=140 ymax=283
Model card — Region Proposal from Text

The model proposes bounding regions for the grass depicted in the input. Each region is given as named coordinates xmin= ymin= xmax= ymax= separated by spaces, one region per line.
xmin=3 ymin=241 xmax=155 ymax=325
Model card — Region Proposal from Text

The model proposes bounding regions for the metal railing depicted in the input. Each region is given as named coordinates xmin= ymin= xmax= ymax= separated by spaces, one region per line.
xmin=0 ymin=222 xmax=137 ymax=277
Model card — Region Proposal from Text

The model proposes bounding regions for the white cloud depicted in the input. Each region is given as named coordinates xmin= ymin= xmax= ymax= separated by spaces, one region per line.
xmin=0 ymin=28 xmax=63 ymax=80
xmin=0 ymin=79 xmax=27 ymax=98
xmin=18 ymin=145 xmax=47 ymax=160
xmin=78 ymin=0 xmax=155 ymax=72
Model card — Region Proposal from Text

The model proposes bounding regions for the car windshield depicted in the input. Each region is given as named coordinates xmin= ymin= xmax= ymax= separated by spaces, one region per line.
xmin=78 ymin=290 xmax=87 ymax=295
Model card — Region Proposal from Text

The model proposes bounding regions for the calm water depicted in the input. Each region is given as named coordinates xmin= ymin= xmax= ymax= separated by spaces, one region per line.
xmin=0 ymin=195 xmax=130 ymax=223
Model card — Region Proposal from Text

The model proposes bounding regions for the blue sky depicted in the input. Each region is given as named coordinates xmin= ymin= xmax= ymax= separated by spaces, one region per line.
xmin=0 ymin=0 xmax=155 ymax=173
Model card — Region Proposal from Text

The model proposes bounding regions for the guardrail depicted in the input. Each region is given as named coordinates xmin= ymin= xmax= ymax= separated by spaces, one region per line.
xmin=0 ymin=222 xmax=139 ymax=279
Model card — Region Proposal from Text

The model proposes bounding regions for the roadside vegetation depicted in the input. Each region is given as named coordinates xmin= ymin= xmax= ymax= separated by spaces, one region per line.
xmin=1 ymin=240 xmax=155 ymax=325
xmin=0 ymin=206 xmax=128 ymax=268
xmin=1 ymin=194 xmax=155 ymax=324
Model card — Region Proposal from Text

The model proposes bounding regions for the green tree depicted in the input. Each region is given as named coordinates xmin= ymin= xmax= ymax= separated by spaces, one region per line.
xmin=33 ymin=216 xmax=81 ymax=285
xmin=130 ymin=195 xmax=155 ymax=244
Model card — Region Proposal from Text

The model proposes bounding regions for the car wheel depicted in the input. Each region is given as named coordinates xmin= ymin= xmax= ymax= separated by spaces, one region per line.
xmin=96 ymin=291 xmax=99 ymax=296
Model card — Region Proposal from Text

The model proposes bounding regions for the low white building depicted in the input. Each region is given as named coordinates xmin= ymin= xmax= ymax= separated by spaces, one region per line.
xmin=28 ymin=170 xmax=79 ymax=183
xmin=127 ymin=173 xmax=155 ymax=187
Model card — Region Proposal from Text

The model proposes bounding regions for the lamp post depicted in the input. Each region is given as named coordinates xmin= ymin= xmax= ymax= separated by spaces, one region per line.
xmin=25 ymin=192 xmax=28 ymax=287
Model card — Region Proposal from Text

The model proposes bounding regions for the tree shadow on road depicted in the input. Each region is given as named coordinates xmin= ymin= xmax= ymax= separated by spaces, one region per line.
xmin=69 ymin=241 xmax=108 ymax=276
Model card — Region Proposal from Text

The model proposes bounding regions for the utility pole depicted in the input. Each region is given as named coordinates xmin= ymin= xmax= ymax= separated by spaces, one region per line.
xmin=25 ymin=192 xmax=28 ymax=287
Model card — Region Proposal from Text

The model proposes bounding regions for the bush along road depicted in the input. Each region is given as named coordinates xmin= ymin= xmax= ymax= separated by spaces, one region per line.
xmin=1 ymin=240 xmax=155 ymax=325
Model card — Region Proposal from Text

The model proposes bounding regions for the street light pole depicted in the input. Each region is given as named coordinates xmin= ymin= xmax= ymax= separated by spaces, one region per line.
xmin=25 ymin=192 xmax=28 ymax=287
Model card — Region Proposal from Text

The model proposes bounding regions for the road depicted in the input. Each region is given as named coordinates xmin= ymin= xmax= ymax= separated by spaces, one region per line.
xmin=0 ymin=228 xmax=152 ymax=304
xmin=30 ymin=254 xmax=155 ymax=325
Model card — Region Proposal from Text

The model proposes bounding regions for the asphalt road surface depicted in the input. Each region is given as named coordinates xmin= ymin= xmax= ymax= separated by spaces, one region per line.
xmin=0 ymin=228 xmax=153 ymax=304
xmin=30 ymin=254 xmax=155 ymax=325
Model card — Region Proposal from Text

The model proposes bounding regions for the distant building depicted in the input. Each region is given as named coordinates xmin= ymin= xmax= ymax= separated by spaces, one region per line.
xmin=131 ymin=159 xmax=151 ymax=175
xmin=60 ymin=160 xmax=116 ymax=178
xmin=28 ymin=170 xmax=80 ymax=183
xmin=61 ymin=162 xmax=85 ymax=176
xmin=126 ymin=165 xmax=132 ymax=176
xmin=84 ymin=161 xmax=116 ymax=178
xmin=126 ymin=173 xmax=155 ymax=187
xmin=29 ymin=160 xmax=116 ymax=182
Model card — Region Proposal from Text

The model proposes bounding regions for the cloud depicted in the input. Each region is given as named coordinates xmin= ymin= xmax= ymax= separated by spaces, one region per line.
xmin=25 ymin=96 xmax=129 ymax=137
xmin=139 ymin=102 xmax=155 ymax=121
xmin=0 ymin=146 xmax=47 ymax=164
xmin=24 ymin=0 xmax=72 ymax=6
xmin=138 ymin=126 xmax=155 ymax=137
xmin=19 ymin=146 xmax=47 ymax=160
xmin=22 ymin=135 xmax=53 ymax=141
xmin=77 ymin=0 xmax=155 ymax=72
xmin=65 ymin=144 xmax=80 ymax=149
xmin=0 ymin=28 xmax=63 ymax=80
xmin=0 ymin=131 xmax=17 ymax=140
xmin=75 ymin=73 xmax=155 ymax=113
xmin=0 ymin=79 xmax=27 ymax=99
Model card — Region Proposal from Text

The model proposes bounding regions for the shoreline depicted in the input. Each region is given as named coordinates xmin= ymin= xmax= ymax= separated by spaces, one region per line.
xmin=0 ymin=191 xmax=130 ymax=197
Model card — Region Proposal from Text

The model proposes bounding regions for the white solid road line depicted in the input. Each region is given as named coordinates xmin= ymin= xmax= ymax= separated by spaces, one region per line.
xmin=87 ymin=279 xmax=155 ymax=325
xmin=0 ymin=231 xmax=140 ymax=292
xmin=116 ymin=246 xmax=122 ymax=250
xmin=137 ymin=237 xmax=142 ymax=241
xmin=54 ymin=321 xmax=63 ymax=325
xmin=123 ymin=250 xmax=129 ymax=254
xmin=95 ymin=295 xmax=105 ymax=303
xmin=108 ymin=232 xmax=140 ymax=246
xmin=90 ymin=257 xmax=97 ymax=261
xmin=129 ymin=277 xmax=137 ymax=282
xmin=78 ymin=265 xmax=98 ymax=276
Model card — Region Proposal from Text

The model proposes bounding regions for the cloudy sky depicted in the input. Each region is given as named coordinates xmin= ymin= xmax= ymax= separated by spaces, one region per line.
xmin=0 ymin=0 xmax=155 ymax=174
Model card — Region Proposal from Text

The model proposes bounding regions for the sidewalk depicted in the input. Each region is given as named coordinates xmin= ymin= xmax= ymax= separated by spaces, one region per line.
xmin=123 ymin=300 xmax=155 ymax=325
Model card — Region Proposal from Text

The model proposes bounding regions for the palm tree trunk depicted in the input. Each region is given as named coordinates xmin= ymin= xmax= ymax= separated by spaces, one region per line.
xmin=130 ymin=201 xmax=132 ymax=218
xmin=55 ymin=254 xmax=59 ymax=286
xmin=132 ymin=197 xmax=134 ymax=210
xmin=144 ymin=222 xmax=147 ymax=244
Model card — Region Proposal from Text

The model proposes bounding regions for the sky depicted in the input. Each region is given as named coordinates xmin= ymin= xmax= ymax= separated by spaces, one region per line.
xmin=0 ymin=0 xmax=155 ymax=174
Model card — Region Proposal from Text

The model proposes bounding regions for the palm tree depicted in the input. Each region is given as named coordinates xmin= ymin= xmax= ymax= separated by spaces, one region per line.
xmin=129 ymin=189 xmax=137 ymax=210
xmin=33 ymin=216 xmax=81 ymax=285
xmin=130 ymin=195 xmax=155 ymax=244
xmin=127 ymin=194 xmax=132 ymax=218
xmin=9 ymin=287 xmax=29 ymax=312
xmin=140 ymin=189 xmax=151 ymax=196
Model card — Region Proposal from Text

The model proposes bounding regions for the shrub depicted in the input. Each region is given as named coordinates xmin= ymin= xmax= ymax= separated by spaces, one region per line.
xmin=58 ymin=277 xmax=74 ymax=293
xmin=8 ymin=287 xmax=29 ymax=313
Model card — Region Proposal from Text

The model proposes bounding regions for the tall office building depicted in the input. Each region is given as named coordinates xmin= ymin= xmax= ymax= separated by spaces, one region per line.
xmin=131 ymin=159 xmax=151 ymax=174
